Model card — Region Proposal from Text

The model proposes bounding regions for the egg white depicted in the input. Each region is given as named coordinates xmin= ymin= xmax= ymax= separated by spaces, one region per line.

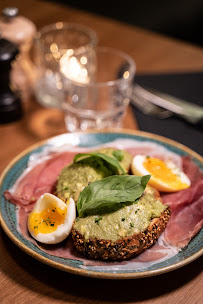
xmin=131 ymin=155 xmax=150 ymax=176
xmin=28 ymin=193 xmax=76 ymax=244
xmin=165 ymin=160 xmax=191 ymax=186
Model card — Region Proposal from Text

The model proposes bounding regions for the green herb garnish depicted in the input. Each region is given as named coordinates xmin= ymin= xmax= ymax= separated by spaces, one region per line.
xmin=95 ymin=217 xmax=103 ymax=224
xmin=121 ymin=217 xmax=126 ymax=221
xmin=77 ymin=174 xmax=150 ymax=217
xmin=63 ymin=186 xmax=69 ymax=190
xmin=73 ymin=152 xmax=125 ymax=174
xmin=112 ymin=150 xmax=124 ymax=161
xmin=42 ymin=217 xmax=51 ymax=226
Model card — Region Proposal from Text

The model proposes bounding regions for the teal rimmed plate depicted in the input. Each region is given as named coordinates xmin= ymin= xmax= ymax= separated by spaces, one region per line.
xmin=0 ymin=130 xmax=202 ymax=279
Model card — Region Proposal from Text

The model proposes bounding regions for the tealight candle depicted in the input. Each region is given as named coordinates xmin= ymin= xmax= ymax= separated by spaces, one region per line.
xmin=60 ymin=52 xmax=90 ymax=84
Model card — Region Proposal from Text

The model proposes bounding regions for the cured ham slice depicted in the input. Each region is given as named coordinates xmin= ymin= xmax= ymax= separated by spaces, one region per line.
xmin=161 ymin=157 xmax=203 ymax=247
xmin=182 ymin=156 xmax=203 ymax=183
xmin=162 ymin=180 xmax=203 ymax=211
xmin=4 ymin=151 xmax=77 ymax=209
xmin=164 ymin=196 xmax=203 ymax=247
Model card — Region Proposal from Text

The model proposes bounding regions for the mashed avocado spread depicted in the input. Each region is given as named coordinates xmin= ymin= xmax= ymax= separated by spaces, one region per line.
xmin=74 ymin=186 xmax=167 ymax=242
xmin=56 ymin=148 xmax=132 ymax=202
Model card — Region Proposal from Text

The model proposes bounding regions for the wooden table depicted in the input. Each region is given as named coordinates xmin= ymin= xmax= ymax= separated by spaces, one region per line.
xmin=0 ymin=1 xmax=203 ymax=303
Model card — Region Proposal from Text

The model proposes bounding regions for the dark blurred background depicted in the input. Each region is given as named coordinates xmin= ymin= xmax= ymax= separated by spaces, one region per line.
xmin=55 ymin=0 xmax=203 ymax=46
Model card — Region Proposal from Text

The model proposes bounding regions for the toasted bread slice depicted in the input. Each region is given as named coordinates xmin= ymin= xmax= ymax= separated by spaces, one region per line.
xmin=72 ymin=207 xmax=170 ymax=260
xmin=71 ymin=187 xmax=171 ymax=261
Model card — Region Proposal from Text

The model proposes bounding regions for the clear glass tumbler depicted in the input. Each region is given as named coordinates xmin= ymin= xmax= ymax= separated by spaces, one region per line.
xmin=62 ymin=46 xmax=136 ymax=132
xmin=33 ymin=22 xmax=98 ymax=108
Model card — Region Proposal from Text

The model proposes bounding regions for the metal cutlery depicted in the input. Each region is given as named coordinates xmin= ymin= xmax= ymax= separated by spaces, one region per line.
xmin=131 ymin=83 xmax=203 ymax=126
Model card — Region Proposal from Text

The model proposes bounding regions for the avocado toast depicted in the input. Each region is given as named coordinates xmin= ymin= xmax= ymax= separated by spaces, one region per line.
xmin=55 ymin=148 xmax=171 ymax=261
xmin=72 ymin=185 xmax=170 ymax=260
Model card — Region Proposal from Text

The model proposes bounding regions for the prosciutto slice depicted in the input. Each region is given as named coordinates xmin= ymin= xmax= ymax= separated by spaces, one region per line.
xmin=161 ymin=156 xmax=203 ymax=247
xmin=162 ymin=180 xmax=203 ymax=211
xmin=164 ymin=196 xmax=203 ymax=247
xmin=4 ymin=151 xmax=77 ymax=210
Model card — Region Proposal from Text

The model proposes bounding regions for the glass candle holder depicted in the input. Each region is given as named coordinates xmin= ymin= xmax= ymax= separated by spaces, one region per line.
xmin=33 ymin=22 xmax=98 ymax=108
xmin=61 ymin=46 xmax=136 ymax=132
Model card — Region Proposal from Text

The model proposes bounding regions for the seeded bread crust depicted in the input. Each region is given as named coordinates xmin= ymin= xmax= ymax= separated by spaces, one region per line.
xmin=71 ymin=207 xmax=171 ymax=261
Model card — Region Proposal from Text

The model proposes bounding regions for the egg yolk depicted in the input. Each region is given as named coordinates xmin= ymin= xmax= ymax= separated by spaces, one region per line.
xmin=28 ymin=204 xmax=67 ymax=235
xmin=143 ymin=157 xmax=189 ymax=190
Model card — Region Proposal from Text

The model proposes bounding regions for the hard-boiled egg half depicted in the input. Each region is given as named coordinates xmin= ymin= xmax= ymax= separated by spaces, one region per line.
xmin=131 ymin=155 xmax=191 ymax=192
xmin=28 ymin=193 xmax=76 ymax=244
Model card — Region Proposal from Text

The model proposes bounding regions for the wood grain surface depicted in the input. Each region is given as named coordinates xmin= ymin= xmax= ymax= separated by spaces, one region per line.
xmin=0 ymin=0 xmax=203 ymax=303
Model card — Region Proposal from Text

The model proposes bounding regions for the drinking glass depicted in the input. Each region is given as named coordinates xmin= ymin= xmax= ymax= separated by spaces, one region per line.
xmin=33 ymin=22 xmax=97 ymax=108
xmin=61 ymin=46 xmax=136 ymax=132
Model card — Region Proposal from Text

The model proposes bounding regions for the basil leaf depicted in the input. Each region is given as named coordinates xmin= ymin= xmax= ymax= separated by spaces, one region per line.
xmin=77 ymin=175 xmax=151 ymax=217
xmin=73 ymin=152 xmax=125 ymax=174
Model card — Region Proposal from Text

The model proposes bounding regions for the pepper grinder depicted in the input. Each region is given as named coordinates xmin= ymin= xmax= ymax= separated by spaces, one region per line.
xmin=0 ymin=38 xmax=22 ymax=123
xmin=0 ymin=7 xmax=36 ymax=52
xmin=0 ymin=7 xmax=37 ymax=100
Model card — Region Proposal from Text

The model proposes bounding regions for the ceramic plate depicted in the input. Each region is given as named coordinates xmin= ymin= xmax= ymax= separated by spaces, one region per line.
xmin=0 ymin=130 xmax=202 ymax=279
